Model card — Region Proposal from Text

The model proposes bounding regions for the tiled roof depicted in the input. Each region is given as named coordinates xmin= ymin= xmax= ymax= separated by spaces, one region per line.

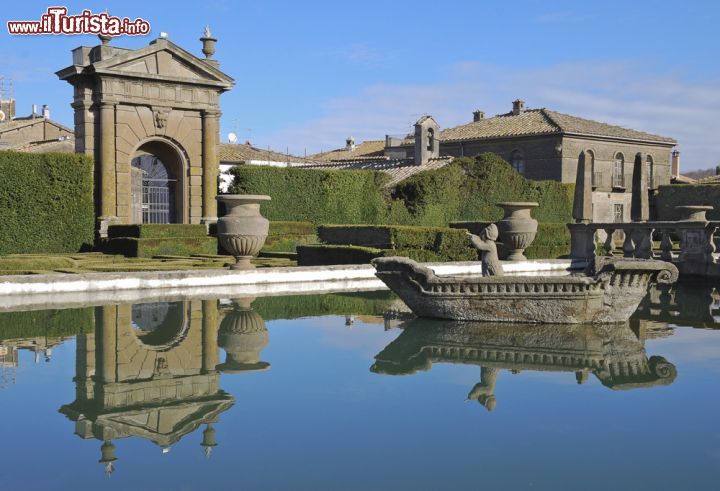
xmin=14 ymin=138 xmax=75 ymax=153
xmin=218 ymin=143 xmax=305 ymax=164
xmin=299 ymin=156 xmax=453 ymax=187
xmin=0 ymin=116 xmax=73 ymax=135
xmin=543 ymin=110 xmax=676 ymax=144
xmin=695 ymin=174 xmax=720 ymax=184
xmin=308 ymin=140 xmax=385 ymax=162
xmin=409 ymin=108 xmax=677 ymax=145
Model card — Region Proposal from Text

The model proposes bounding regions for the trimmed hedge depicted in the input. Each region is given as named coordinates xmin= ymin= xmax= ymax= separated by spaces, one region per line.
xmin=0 ymin=256 xmax=77 ymax=271
xmin=251 ymin=291 xmax=397 ymax=320
xmin=227 ymin=153 xmax=573 ymax=229
xmin=107 ymin=224 xmax=208 ymax=239
xmin=297 ymin=244 xmax=382 ymax=265
xmin=299 ymin=224 xmax=478 ymax=265
xmin=389 ymin=153 xmax=574 ymax=225
xmin=657 ymin=184 xmax=720 ymax=221
xmin=228 ymin=166 xmax=390 ymax=224
xmin=0 ymin=150 xmax=94 ymax=254
xmin=320 ymin=224 xmax=476 ymax=259
xmin=103 ymin=237 xmax=218 ymax=258
xmin=263 ymin=220 xmax=317 ymax=253
xmin=0 ymin=307 xmax=94 ymax=340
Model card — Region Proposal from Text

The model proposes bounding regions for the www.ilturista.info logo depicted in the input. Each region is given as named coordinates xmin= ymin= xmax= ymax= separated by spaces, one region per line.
xmin=7 ymin=7 xmax=150 ymax=36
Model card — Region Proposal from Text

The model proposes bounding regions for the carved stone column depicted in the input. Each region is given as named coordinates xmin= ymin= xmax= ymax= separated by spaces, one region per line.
xmin=98 ymin=102 xmax=117 ymax=236
xmin=201 ymin=110 xmax=220 ymax=224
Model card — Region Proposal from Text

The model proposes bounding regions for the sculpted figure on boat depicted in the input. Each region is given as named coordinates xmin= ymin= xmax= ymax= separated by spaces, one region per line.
xmin=468 ymin=224 xmax=504 ymax=277
xmin=371 ymin=256 xmax=679 ymax=324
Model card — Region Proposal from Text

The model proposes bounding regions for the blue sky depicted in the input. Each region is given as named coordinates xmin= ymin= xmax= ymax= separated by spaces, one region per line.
xmin=2 ymin=0 xmax=719 ymax=169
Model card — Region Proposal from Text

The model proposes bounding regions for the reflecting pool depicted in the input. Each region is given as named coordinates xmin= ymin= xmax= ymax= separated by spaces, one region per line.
xmin=0 ymin=286 xmax=718 ymax=490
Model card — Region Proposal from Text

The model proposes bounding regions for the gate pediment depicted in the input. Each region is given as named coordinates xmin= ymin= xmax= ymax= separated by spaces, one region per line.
xmin=91 ymin=39 xmax=233 ymax=89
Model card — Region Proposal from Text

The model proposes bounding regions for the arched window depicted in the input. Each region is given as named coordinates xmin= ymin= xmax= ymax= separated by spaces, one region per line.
xmin=646 ymin=155 xmax=654 ymax=189
xmin=613 ymin=153 xmax=625 ymax=188
xmin=426 ymin=128 xmax=434 ymax=151
xmin=511 ymin=150 xmax=525 ymax=174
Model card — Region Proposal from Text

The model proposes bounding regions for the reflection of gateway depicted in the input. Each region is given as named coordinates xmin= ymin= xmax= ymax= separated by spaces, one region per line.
xmin=59 ymin=300 xmax=234 ymax=475
xmin=372 ymin=256 xmax=678 ymax=324
xmin=372 ymin=319 xmax=676 ymax=411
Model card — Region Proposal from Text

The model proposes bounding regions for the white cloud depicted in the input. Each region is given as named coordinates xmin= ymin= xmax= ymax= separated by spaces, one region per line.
xmin=259 ymin=60 xmax=720 ymax=171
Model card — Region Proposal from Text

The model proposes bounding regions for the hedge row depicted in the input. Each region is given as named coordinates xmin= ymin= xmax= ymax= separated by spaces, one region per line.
xmin=263 ymin=221 xmax=316 ymax=253
xmin=228 ymin=153 xmax=574 ymax=229
xmin=0 ymin=151 xmax=95 ymax=255
xmin=656 ymin=184 xmax=720 ymax=221
xmin=250 ymin=291 xmax=397 ymax=320
xmin=0 ymin=307 xmax=95 ymax=341
xmin=228 ymin=166 xmax=390 ymax=224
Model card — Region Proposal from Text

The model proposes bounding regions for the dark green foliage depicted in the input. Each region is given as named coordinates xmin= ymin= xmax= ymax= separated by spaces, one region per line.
xmin=268 ymin=221 xmax=315 ymax=236
xmin=250 ymin=291 xmax=397 ymax=320
xmin=227 ymin=153 xmax=572 ymax=228
xmin=107 ymin=224 xmax=208 ymax=239
xmin=299 ymin=224 xmax=478 ymax=265
xmin=0 ymin=150 xmax=94 ymax=254
xmin=0 ymin=256 xmax=77 ymax=271
xmin=228 ymin=166 xmax=390 ymax=224
xmin=389 ymin=153 xmax=574 ymax=225
xmin=103 ymin=237 xmax=218 ymax=258
xmin=263 ymin=220 xmax=317 ymax=253
xmin=317 ymin=224 xmax=477 ymax=261
xmin=297 ymin=244 xmax=382 ymax=265
xmin=0 ymin=307 xmax=94 ymax=340
xmin=657 ymin=184 xmax=720 ymax=220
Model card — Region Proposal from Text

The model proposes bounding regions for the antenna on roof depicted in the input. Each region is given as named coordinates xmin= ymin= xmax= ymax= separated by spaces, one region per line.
xmin=227 ymin=132 xmax=237 ymax=144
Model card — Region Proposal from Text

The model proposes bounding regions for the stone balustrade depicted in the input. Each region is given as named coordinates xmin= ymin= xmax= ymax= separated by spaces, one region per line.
xmin=569 ymin=219 xmax=720 ymax=278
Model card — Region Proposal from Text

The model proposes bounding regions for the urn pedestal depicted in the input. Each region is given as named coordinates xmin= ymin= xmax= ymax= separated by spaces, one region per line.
xmin=216 ymin=195 xmax=271 ymax=270
xmin=496 ymin=202 xmax=539 ymax=261
xmin=675 ymin=205 xmax=713 ymax=221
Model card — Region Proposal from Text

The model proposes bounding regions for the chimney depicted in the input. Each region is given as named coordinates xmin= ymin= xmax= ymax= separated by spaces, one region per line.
xmin=42 ymin=105 xmax=49 ymax=119
xmin=32 ymin=103 xmax=37 ymax=118
xmin=671 ymin=150 xmax=680 ymax=177
xmin=512 ymin=99 xmax=525 ymax=116
xmin=472 ymin=110 xmax=485 ymax=122
xmin=345 ymin=136 xmax=355 ymax=151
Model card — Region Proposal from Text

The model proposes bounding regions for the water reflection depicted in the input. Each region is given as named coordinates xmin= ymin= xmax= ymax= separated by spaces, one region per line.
xmin=636 ymin=282 xmax=720 ymax=329
xmin=372 ymin=319 xmax=677 ymax=411
xmin=58 ymin=298 xmax=270 ymax=475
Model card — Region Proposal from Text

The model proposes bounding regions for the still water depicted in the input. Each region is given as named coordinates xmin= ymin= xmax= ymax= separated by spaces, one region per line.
xmin=0 ymin=285 xmax=718 ymax=491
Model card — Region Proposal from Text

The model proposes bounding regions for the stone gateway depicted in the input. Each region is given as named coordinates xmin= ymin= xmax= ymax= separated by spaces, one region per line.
xmin=57 ymin=32 xmax=234 ymax=236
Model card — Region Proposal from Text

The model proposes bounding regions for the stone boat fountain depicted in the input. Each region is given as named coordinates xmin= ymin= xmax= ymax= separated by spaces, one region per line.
xmin=372 ymin=256 xmax=678 ymax=324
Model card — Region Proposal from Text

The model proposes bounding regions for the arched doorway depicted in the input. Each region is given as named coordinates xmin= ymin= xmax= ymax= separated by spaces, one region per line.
xmin=131 ymin=139 xmax=187 ymax=224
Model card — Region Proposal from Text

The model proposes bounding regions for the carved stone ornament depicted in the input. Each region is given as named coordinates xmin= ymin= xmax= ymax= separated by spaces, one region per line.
xmin=153 ymin=108 xmax=170 ymax=128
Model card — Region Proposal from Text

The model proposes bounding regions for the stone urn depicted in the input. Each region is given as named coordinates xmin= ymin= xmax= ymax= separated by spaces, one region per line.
xmin=216 ymin=194 xmax=271 ymax=270
xmin=216 ymin=298 xmax=270 ymax=373
xmin=496 ymin=202 xmax=539 ymax=261
xmin=675 ymin=205 xmax=713 ymax=221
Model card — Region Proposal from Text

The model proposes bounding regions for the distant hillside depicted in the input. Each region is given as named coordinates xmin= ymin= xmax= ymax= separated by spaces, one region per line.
xmin=684 ymin=168 xmax=717 ymax=180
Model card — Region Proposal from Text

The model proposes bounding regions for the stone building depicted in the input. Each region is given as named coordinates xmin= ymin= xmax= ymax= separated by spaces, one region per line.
xmin=0 ymin=104 xmax=74 ymax=152
xmin=391 ymin=100 xmax=677 ymax=222
xmin=57 ymin=32 xmax=234 ymax=233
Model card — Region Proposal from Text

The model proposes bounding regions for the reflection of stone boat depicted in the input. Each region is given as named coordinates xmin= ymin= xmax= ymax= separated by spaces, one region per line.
xmin=372 ymin=257 xmax=678 ymax=324
xmin=372 ymin=319 xmax=676 ymax=410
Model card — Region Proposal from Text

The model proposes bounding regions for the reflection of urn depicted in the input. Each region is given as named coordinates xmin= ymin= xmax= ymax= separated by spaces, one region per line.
xmin=217 ymin=195 xmax=271 ymax=270
xmin=217 ymin=298 xmax=270 ymax=373
xmin=496 ymin=202 xmax=539 ymax=261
